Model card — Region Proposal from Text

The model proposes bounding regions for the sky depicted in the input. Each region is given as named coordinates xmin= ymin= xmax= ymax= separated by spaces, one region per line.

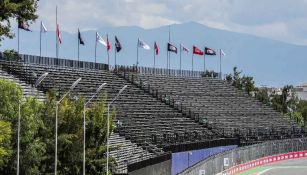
xmin=31 ymin=0 xmax=307 ymax=45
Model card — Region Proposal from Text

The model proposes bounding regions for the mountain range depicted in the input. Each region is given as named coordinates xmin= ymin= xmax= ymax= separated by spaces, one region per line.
xmin=0 ymin=21 xmax=306 ymax=87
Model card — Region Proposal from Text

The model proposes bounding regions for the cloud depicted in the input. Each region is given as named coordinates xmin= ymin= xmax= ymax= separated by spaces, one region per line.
xmin=32 ymin=0 xmax=307 ymax=45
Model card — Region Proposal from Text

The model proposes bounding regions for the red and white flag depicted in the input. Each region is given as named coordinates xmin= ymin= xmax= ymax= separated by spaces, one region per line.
xmin=106 ymin=34 xmax=111 ymax=51
xmin=193 ymin=46 xmax=204 ymax=55
xmin=154 ymin=41 xmax=159 ymax=55
xmin=56 ymin=24 xmax=62 ymax=44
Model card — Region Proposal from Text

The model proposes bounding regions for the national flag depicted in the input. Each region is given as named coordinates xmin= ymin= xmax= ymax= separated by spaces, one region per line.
xmin=181 ymin=44 xmax=189 ymax=53
xmin=106 ymin=35 xmax=111 ymax=51
xmin=167 ymin=42 xmax=177 ymax=54
xmin=193 ymin=46 xmax=204 ymax=55
xmin=78 ymin=29 xmax=85 ymax=45
xmin=115 ymin=36 xmax=122 ymax=52
xmin=154 ymin=41 xmax=159 ymax=55
xmin=96 ymin=32 xmax=107 ymax=46
xmin=138 ymin=38 xmax=150 ymax=50
xmin=221 ymin=49 xmax=226 ymax=56
xmin=40 ymin=21 xmax=47 ymax=33
xmin=56 ymin=24 xmax=62 ymax=44
xmin=205 ymin=47 xmax=216 ymax=55
xmin=18 ymin=21 xmax=31 ymax=31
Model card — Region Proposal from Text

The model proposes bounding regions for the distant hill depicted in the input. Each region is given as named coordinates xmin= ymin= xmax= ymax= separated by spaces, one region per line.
xmin=1 ymin=21 xmax=306 ymax=87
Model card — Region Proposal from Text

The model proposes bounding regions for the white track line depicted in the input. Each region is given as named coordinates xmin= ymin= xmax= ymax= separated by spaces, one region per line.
xmin=258 ymin=166 xmax=307 ymax=175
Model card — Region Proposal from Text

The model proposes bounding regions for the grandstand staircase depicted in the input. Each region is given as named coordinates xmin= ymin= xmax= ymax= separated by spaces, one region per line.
xmin=0 ymin=69 xmax=45 ymax=101
xmin=109 ymin=133 xmax=155 ymax=174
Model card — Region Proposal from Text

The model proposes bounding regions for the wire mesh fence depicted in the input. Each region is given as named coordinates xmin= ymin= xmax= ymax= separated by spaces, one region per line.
xmin=179 ymin=137 xmax=307 ymax=175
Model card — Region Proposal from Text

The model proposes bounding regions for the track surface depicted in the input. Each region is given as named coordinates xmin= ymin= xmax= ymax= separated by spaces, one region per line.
xmin=237 ymin=158 xmax=307 ymax=175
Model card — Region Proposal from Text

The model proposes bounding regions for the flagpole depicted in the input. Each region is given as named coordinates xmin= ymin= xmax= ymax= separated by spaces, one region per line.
xmin=166 ymin=44 xmax=168 ymax=71
xmin=180 ymin=44 xmax=182 ymax=75
xmin=95 ymin=32 xmax=97 ymax=64
xmin=40 ymin=21 xmax=42 ymax=57
xmin=136 ymin=38 xmax=139 ymax=67
xmin=107 ymin=34 xmax=110 ymax=66
xmin=168 ymin=25 xmax=171 ymax=75
xmin=78 ymin=29 xmax=80 ymax=68
xmin=204 ymin=48 xmax=206 ymax=73
xmin=219 ymin=49 xmax=222 ymax=79
xmin=166 ymin=44 xmax=169 ymax=72
xmin=192 ymin=53 xmax=194 ymax=72
xmin=18 ymin=26 xmax=20 ymax=54
xmin=114 ymin=45 xmax=117 ymax=70
xmin=153 ymin=44 xmax=155 ymax=70
xmin=56 ymin=6 xmax=58 ymax=59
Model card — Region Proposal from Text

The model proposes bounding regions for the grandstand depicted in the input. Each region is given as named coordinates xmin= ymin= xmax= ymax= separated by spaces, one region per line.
xmin=0 ymin=53 xmax=305 ymax=174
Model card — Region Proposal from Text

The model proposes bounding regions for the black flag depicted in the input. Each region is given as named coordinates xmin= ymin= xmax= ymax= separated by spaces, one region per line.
xmin=78 ymin=29 xmax=85 ymax=45
xmin=167 ymin=42 xmax=177 ymax=54
xmin=205 ymin=47 xmax=216 ymax=55
xmin=115 ymin=36 xmax=122 ymax=52
xmin=18 ymin=21 xmax=31 ymax=31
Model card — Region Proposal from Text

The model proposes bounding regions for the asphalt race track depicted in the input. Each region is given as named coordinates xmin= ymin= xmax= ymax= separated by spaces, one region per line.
xmin=238 ymin=158 xmax=307 ymax=175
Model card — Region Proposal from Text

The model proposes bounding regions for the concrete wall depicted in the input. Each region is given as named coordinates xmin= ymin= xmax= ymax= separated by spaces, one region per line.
xmin=128 ymin=159 xmax=171 ymax=175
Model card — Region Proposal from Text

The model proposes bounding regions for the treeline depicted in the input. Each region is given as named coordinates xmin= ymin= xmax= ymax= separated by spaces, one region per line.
xmin=226 ymin=67 xmax=307 ymax=127
xmin=0 ymin=79 xmax=116 ymax=174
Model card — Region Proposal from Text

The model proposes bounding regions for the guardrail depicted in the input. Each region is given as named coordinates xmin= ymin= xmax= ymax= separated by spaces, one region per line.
xmin=179 ymin=137 xmax=307 ymax=175
xmin=0 ymin=52 xmax=226 ymax=78
xmin=223 ymin=150 xmax=307 ymax=175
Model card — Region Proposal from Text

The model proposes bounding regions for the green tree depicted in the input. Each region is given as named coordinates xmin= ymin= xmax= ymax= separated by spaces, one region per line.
xmin=226 ymin=67 xmax=255 ymax=95
xmin=297 ymin=100 xmax=307 ymax=126
xmin=0 ymin=120 xmax=12 ymax=166
xmin=0 ymin=0 xmax=38 ymax=44
xmin=0 ymin=79 xmax=117 ymax=174
xmin=19 ymin=97 xmax=45 ymax=174
xmin=86 ymin=95 xmax=117 ymax=174
xmin=3 ymin=49 xmax=20 ymax=61
xmin=241 ymin=76 xmax=255 ymax=95
xmin=255 ymin=88 xmax=270 ymax=105
xmin=0 ymin=79 xmax=46 ymax=174
xmin=39 ymin=90 xmax=117 ymax=174
xmin=271 ymin=85 xmax=295 ymax=114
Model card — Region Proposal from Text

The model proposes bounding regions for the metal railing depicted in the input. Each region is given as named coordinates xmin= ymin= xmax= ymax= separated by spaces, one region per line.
xmin=179 ymin=137 xmax=307 ymax=175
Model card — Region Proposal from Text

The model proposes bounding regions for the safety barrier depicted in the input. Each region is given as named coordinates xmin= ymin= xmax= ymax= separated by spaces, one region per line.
xmin=179 ymin=137 xmax=307 ymax=175
xmin=223 ymin=150 xmax=307 ymax=175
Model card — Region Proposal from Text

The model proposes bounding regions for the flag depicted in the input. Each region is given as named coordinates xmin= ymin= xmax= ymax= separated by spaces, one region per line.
xmin=167 ymin=43 xmax=177 ymax=54
xmin=106 ymin=35 xmax=111 ymax=51
xmin=154 ymin=41 xmax=158 ymax=55
xmin=18 ymin=21 xmax=31 ymax=31
xmin=193 ymin=46 xmax=204 ymax=55
xmin=96 ymin=32 xmax=107 ymax=46
xmin=138 ymin=38 xmax=150 ymax=50
xmin=181 ymin=44 xmax=189 ymax=53
xmin=56 ymin=24 xmax=62 ymax=44
xmin=221 ymin=49 xmax=226 ymax=56
xmin=205 ymin=47 xmax=216 ymax=55
xmin=78 ymin=29 xmax=85 ymax=45
xmin=40 ymin=21 xmax=47 ymax=33
xmin=115 ymin=36 xmax=122 ymax=52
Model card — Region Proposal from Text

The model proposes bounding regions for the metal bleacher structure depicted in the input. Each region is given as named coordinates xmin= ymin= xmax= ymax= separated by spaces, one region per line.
xmin=0 ymin=53 xmax=305 ymax=174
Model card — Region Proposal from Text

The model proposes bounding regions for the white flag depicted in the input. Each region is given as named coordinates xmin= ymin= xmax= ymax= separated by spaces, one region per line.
xmin=221 ymin=49 xmax=226 ymax=56
xmin=96 ymin=32 xmax=107 ymax=46
xmin=41 ymin=21 xmax=47 ymax=33
xmin=138 ymin=38 xmax=150 ymax=50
